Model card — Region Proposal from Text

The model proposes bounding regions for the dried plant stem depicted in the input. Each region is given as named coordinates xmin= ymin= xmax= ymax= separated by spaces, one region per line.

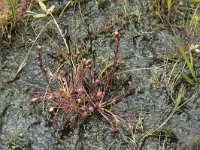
xmin=51 ymin=14 xmax=76 ymax=85
xmin=37 ymin=46 xmax=52 ymax=89
xmin=50 ymin=14 xmax=75 ymax=70
xmin=58 ymin=0 xmax=72 ymax=20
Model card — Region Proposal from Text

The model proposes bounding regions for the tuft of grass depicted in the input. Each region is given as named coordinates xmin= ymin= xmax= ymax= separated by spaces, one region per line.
xmin=0 ymin=0 xmax=31 ymax=40
xmin=10 ymin=0 xmax=18 ymax=28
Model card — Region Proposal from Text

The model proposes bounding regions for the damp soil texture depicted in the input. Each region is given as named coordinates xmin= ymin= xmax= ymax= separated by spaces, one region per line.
xmin=0 ymin=0 xmax=200 ymax=150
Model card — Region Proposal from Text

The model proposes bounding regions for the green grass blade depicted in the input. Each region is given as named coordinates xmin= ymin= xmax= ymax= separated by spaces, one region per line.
xmin=173 ymin=30 xmax=197 ymax=82
xmin=3 ymin=0 xmax=9 ymax=9
xmin=10 ymin=0 xmax=18 ymax=28
xmin=175 ymin=86 xmax=185 ymax=109
xmin=180 ymin=72 xmax=194 ymax=84
xmin=190 ymin=50 xmax=193 ymax=67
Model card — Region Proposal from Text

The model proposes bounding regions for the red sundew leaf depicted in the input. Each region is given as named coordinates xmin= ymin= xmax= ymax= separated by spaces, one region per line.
xmin=103 ymin=74 xmax=112 ymax=92
xmin=81 ymin=111 xmax=88 ymax=119
xmin=61 ymin=76 xmax=67 ymax=83
xmin=46 ymin=69 xmax=54 ymax=78
xmin=95 ymin=103 xmax=101 ymax=109
xmin=114 ymin=117 xmax=120 ymax=124
xmin=53 ymin=116 xmax=58 ymax=129
xmin=88 ymin=106 xmax=94 ymax=112
xmin=29 ymin=97 xmax=40 ymax=103
xmin=77 ymin=66 xmax=85 ymax=81
xmin=62 ymin=120 xmax=67 ymax=128
xmin=57 ymin=74 xmax=62 ymax=81
xmin=53 ymin=92 xmax=60 ymax=98
xmin=94 ymin=79 xmax=100 ymax=86
xmin=62 ymin=104 xmax=69 ymax=110
xmin=76 ymin=87 xmax=86 ymax=94
xmin=58 ymin=70 xmax=67 ymax=83
xmin=111 ymin=125 xmax=118 ymax=132
xmin=70 ymin=120 xmax=75 ymax=128
xmin=46 ymin=94 xmax=54 ymax=100
xmin=96 ymin=90 xmax=103 ymax=98
xmin=58 ymin=98 xmax=66 ymax=103
xmin=59 ymin=70 xmax=65 ymax=77
xmin=89 ymin=93 xmax=95 ymax=101
xmin=59 ymin=87 xmax=65 ymax=94
xmin=126 ymin=122 xmax=134 ymax=130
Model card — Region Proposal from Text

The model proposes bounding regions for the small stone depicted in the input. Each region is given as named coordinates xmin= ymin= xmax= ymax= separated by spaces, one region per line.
xmin=114 ymin=31 xmax=120 ymax=38
xmin=49 ymin=107 xmax=54 ymax=112
xmin=37 ymin=45 xmax=43 ymax=50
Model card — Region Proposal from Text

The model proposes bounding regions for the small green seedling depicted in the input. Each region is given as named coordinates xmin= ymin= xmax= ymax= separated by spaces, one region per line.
xmin=33 ymin=0 xmax=55 ymax=18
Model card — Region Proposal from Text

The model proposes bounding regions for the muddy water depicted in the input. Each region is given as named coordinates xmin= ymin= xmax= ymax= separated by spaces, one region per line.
xmin=0 ymin=0 xmax=200 ymax=149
